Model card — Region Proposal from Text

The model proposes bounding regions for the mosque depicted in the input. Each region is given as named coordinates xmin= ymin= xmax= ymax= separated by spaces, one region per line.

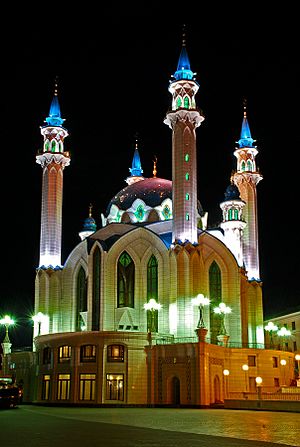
xmin=8 ymin=37 xmax=297 ymax=406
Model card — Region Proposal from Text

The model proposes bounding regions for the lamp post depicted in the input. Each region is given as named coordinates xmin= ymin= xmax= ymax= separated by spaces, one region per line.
xmin=191 ymin=294 xmax=210 ymax=341
xmin=242 ymin=364 xmax=249 ymax=392
xmin=223 ymin=369 xmax=230 ymax=399
xmin=143 ymin=299 xmax=161 ymax=407
xmin=191 ymin=294 xmax=210 ymax=328
xmin=0 ymin=315 xmax=14 ymax=355
xmin=0 ymin=315 xmax=14 ymax=375
xmin=144 ymin=298 xmax=162 ymax=334
xmin=255 ymin=376 xmax=263 ymax=401
xmin=280 ymin=359 xmax=287 ymax=386
xmin=32 ymin=312 xmax=45 ymax=336
xmin=264 ymin=321 xmax=278 ymax=348
xmin=277 ymin=327 xmax=291 ymax=351
xmin=214 ymin=302 xmax=231 ymax=346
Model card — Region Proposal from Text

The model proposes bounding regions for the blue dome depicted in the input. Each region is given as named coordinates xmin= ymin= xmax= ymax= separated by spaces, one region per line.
xmin=224 ymin=184 xmax=240 ymax=201
xmin=83 ymin=216 xmax=97 ymax=232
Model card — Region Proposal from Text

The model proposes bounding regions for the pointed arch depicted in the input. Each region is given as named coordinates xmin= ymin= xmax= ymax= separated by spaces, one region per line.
xmin=209 ymin=260 xmax=222 ymax=343
xmin=117 ymin=251 xmax=134 ymax=308
xmin=209 ymin=261 xmax=222 ymax=302
xmin=92 ymin=246 xmax=101 ymax=330
xmin=146 ymin=255 xmax=158 ymax=331
xmin=247 ymin=159 xmax=253 ymax=171
xmin=76 ymin=266 xmax=87 ymax=331
xmin=51 ymin=139 xmax=57 ymax=152
xmin=176 ymin=96 xmax=182 ymax=108
xmin=183 ymin=96 xmax=190 ymax=109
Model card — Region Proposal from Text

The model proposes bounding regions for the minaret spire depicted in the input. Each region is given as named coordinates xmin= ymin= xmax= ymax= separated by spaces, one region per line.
xmin=232 ymin=101 xmax=262 ymax=280
xmin=164 ymin=32 xmax=204 ymax=244
xmin=126 ymin=134 xmax=144 ymax=185
xmin=36 ymin=81 xmax=70 ymax=268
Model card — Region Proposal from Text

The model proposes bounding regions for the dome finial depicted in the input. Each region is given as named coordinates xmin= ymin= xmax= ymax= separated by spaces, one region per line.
xmin=54 ymin=76 xmax=59 ymax=97
xmin=153 ymin=155 xmax=157 ymax=178
xmin=182 ymin=24 xmax=186 ymax=47
xmin=243 ymin=97 xmax=247 ymax=118
xmin=89 ymin=203 xmax=93 ymax=218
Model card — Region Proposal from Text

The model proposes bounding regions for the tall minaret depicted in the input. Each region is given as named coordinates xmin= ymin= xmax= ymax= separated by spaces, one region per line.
xmin=232 ymin=102 xmax=262 ymax=280
xmin=36 ymin=82 xmax=70 ymax=268
xmin=164 ymin=31 xmax=204 ymax=244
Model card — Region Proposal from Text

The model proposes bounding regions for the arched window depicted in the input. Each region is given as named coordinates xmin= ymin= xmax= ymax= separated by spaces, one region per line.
xmin=176 ymin=97 xmax=182 ymax=108
xmin=234 ymin=209 xmax=239 ymax=220
xmin=185 ymin=173 xmax=190 ymax=181
xmin=185 ymin=153 xmax=189 ymax=162
xmin=44 ymin=140 xmax=50 ymax=152
xmin=162 ymin=204 xmax=171 ymax=220
xmin=186 ymin=193 xmax=190 ymax=200
xmin=76 ymin=267 xmax=87 ymax=331
xmin=147 ymin=255 xmax=158 ymax=301
xmin=247 ymin=160 xmax=252 ymax=171
xmin=209 ymin=261 xmax=222 ymax=302
xmin=92 ymin=246 xmax=101 ymax=330
xmin=147 ymin=255 xmax=158 ymax=332
xmin=51 ymin=140 xmax=56 ymax=152
xmin=135 ymin=204 xmax=145 ymax=222
xmin=117 ymin=252 xmax=134 ymax=308
xmin=184 ymin=96 xmax=190 ymax=108
xmin=209 ymin=261 xmax=222 ymax=343
xmin=228 ymin=209 xmax=233 ymax=220
xmin=241 ymin=160 xmax=246 ymax=171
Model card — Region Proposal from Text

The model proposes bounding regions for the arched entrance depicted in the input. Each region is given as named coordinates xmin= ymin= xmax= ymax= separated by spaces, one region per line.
xmin=214 ymin=375 xmax=221 ymax=403
xmin=171 ymin=376 xmax=180 ymax=405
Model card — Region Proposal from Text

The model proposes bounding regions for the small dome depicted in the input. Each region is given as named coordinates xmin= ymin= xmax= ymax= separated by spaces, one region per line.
xmin=106 ymin=177 xmax=172 ymax=214
xmin=224 ymin=184 xmax=240 ymax=201
xmin=82 ymin=216 xmax=97 ymax=232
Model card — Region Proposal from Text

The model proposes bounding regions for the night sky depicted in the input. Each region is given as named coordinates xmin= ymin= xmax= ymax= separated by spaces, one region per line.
xmin=0 ymin=11 xmax=299 ymax=347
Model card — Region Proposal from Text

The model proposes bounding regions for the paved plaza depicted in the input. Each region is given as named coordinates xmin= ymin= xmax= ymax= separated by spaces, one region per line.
xmin=1 ymin=405 xmax=298 ymax=446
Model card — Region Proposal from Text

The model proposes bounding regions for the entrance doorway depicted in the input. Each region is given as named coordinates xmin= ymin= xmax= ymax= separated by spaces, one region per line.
xmin=171 ymin=376 xmax=180 ymax=405
xmin=214 ymin=375 xmax=221 ymax=403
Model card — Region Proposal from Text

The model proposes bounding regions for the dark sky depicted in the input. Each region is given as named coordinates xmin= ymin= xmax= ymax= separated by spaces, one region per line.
xmin=0 ymin=11 xmax=299 ymax=347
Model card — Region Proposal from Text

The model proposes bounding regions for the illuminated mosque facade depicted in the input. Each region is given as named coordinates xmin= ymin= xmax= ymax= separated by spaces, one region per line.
xmin=28 ymin=38 xmax=296 ymax=406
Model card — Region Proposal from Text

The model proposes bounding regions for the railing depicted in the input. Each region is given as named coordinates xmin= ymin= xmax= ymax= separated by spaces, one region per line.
xmin=155 ymin=336 xmax=266 ymax=349
xmin=229 ymin=388 xmax=300 ymax=401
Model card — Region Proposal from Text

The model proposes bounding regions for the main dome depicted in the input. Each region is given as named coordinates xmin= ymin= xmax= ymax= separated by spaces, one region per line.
xmin=104 ymin=177 xmax=173 ymax=225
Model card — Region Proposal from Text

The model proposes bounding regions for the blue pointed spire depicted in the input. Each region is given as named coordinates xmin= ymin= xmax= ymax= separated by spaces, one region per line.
xmin=238 ymin=103 xmax=255 ymax=148
xmin=173 ymin=26 xmax=195 ymax=81
xmin=129 ymin=137 xmax=143 ymax=177
xmin=45 ymin=78 xmax=65 ymax=127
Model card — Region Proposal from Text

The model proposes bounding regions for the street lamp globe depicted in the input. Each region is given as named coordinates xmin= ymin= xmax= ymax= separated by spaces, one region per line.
xmin=255 ymin=376 xmax=263 ymax=385
xmin=0 ymin=315 xmax=14 ymax=355
xmin=213 ymin=302 xmax=232 ymax=335
xmin=0 ymin=315 xmax=14 ymax=340
xmin=144 ymin=298 xmax=162 ymax=333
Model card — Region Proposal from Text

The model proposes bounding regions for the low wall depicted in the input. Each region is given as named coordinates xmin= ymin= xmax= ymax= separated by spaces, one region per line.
xmin=225 ymin=399 xmax=300 ymax=412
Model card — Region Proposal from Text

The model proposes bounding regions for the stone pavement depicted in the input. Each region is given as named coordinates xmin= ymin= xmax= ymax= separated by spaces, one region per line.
xmin=21 ymin=406 xmax=300 ymax=446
